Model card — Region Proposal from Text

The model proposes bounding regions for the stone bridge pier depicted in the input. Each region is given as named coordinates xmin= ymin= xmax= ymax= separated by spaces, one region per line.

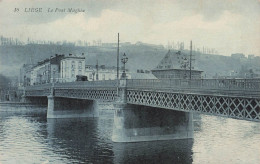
xmin=47 ymin=88 xmax=99 ymax=119
xmin=112 ymin=79 xmax=193 ymax=142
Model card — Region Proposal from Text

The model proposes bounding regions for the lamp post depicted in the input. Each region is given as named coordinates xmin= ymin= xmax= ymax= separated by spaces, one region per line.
xmin=121 ymin=53 xmax=128 ymax=78
xmin=96 ymin=59 xmax=99 ymax=81
xmin=92 ymin=70 xmax=95 ymax=81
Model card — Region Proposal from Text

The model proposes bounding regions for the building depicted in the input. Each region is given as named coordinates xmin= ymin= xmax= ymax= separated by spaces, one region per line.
xmin=151 ymin=50 xmax=203 ymax=79
xmin=131 ymin=70 xmax=157 ymax=79
xmin=19 ymin=64 xmax=34 ymax=86
xmin=30 ymin=54 xmax=64 ymax=85
xmin=85 ymin=65 xmax=131 ymax=81
xmin=60 ymin=53 xmax=85 ymax=82
xmin=27 ymin=52 xmax=132 ymax=85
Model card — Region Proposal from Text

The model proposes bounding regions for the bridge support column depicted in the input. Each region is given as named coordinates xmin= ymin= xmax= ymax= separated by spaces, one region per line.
xmin=112 ymin=104 xmax=193 ymax=142
xmin=47 ymin=96 xmax=99 ymax=119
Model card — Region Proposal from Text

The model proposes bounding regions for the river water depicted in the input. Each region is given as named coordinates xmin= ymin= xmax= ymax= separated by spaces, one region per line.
xmin=0 ymin=105 xmax=259 ymax=164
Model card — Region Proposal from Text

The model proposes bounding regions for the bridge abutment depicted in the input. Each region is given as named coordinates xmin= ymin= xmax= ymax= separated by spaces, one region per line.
xmin=112 ymin=104 xmax=193 ymax=142
xmin=47 ymin=96 xmax=99 ymax=119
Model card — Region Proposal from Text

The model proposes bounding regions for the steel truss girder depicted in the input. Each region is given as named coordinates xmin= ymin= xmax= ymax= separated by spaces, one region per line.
xmin=54 ymin=88 xmax=117 ymax=101
xmin=127 ymin=89 xmax=260 ymax=122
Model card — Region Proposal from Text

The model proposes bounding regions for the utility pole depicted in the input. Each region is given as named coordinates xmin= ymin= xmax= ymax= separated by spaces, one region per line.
xmin=49 ymin=56 xmax=52 ymax=83
xmin=117 ymin=33 xmax=119 ymax=80
xmin=116 ymin=33 xmax=120 ymax=98
xmin=190 ymin=40 xmax=192 ymax=79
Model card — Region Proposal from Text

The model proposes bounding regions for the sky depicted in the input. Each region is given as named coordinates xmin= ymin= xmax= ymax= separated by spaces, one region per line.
xmin=0 ymin=0 xmax=259 ymax=56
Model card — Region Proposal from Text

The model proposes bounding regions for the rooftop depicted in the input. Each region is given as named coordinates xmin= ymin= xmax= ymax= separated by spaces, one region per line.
xmin=153 ymin=50 xmax=202 ymax=71
xmin=62 ymin=53 xmax=85 ymax=59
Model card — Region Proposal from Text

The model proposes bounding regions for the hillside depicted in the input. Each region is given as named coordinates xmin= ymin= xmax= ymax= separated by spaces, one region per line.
xmin=0 ymin=44 xmax=259 ymax=78
xmin=0 ymin=44 xmax=167 ymax=76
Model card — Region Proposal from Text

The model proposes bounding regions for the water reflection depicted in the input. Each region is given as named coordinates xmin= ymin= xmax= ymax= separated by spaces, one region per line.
xmin=0 ymin=105 xmax=259 ymax=163
xmin=192 ymin=115 xmax=260 ymax=164
xmin=113 ymin=139 xmax=193 ymax=164
xmin=47 ymin=118 xmax=114 ymax=163
xmin=0 ymin=107 xmax=51 ymax=164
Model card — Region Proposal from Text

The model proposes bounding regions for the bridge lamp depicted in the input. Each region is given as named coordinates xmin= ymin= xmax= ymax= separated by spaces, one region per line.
xmin=121 ymin=53 xmax=128 ymax=78
xmin=92 ymin=70 xmax=95 ymax=81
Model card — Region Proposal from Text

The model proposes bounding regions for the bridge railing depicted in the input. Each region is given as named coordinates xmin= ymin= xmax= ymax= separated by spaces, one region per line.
xmin=127 ymin=78 xmax=260 ymax=96
xmin=53 ymin=80 xmax=118 ymax=88
xmin=25 ymin=83 xmax=52 ymax=90
xmin=25 ymin=80 xmax=118 ymax=90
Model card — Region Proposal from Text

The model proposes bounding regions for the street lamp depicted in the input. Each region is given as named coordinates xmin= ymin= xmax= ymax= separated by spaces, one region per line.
xmin=121 ymin=53 xmax=128 ymax=78
xmin=92 ymin=70 xmax=95 ymax=81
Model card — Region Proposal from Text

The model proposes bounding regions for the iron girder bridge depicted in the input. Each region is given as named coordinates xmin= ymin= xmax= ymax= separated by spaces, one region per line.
xmin=24 ymin=78 xmax=260 ymax=122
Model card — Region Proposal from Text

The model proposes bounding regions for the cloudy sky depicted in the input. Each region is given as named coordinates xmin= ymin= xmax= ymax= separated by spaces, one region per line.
xmin=0 ymin=0 xmax=259 ymax=56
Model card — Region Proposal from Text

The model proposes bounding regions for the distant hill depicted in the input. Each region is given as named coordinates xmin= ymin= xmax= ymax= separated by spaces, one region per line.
xmin=0 ymin=44 xmax=259 ymax=78
xmin=0 ymin=44 xmax=167 ymax=76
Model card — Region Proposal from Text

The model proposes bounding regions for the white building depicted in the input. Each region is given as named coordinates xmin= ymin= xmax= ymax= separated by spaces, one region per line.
xmin=29 ymin=53 xmax=132 ymax=84
xmin=60 ymin=54 xmax=85 ymax=82
xmin=85 ymin=65 xmax=131 ymax=81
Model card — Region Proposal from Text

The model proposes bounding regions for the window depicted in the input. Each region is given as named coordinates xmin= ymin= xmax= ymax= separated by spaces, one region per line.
xmin=71 ymin=68 xmax=75 ymax=78
xmin=78 ymin=61 xmax=82 ymax=69
xmin=71 ymin=61 xmax=75 ymax=69
xmin=78 ymin=69 xmax=82 ymax=75
xmin=71 ymin=61 xmax=75 ymax=72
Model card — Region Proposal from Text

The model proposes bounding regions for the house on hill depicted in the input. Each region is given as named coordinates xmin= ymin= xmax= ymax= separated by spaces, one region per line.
xmin=151 ymin=50 xmax=203 ymax=79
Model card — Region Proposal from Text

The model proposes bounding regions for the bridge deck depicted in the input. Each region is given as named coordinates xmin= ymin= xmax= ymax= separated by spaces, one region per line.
xmin=24 ymin=79 xmax=260 ymax=122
